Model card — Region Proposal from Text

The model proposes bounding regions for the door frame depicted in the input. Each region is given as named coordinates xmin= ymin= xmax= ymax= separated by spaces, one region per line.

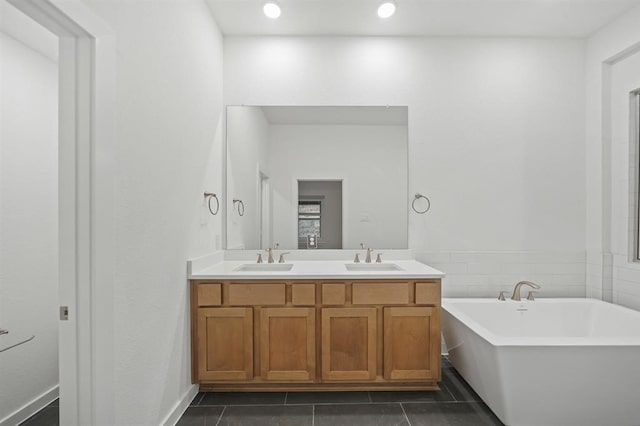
xmin=8 ymin=1 xmax=115 ymax=424
xmin=258 ymin=170 xmax=271 ymax=249
xmin=292 ymin=177 xmax=346 ymax=249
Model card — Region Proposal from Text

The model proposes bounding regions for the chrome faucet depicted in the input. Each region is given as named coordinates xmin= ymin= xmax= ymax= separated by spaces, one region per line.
xmin=511 ymin=281 xmax=541 ymax=301
xmin=265 ymin=243 xmax=280 ymax=264
xmin=360 ymin=243 xmax=373 ymax=263
xmin=278 ymin=252 xmax=290 ymax=263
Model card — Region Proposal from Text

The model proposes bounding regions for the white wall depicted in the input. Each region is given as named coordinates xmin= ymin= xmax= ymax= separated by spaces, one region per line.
xmin=0 ymin=31 xmax=58 ymax=423
xmin=585 ymin=4 xmax=640 ymax=309
xmin=226 ymin=106 xmax=269 ymax=249
xmin=268 ymin=124 xmax=407 ymax=250
xmin=80 ymin=0 xmax=224 ymax=423
xmin=224 ymin=36 xmax=587 ymax=296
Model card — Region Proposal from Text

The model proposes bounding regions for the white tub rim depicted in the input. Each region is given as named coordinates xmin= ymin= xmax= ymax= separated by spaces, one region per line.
xmin=441 ymin=297 xmax=640 ymax=347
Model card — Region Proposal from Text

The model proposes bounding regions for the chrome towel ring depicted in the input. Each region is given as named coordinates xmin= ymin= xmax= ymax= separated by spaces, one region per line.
xmin=204 ymin=192 xmax=219 ymax=215
xmin=412 ymin=193 xmax=431 ymax=214
xmin=233 ymin=199 xmax=245 ymax=216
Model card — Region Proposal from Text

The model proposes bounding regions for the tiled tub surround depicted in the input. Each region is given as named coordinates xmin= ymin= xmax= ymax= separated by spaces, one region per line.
xmin=415 ymin=251 xmax=586 ymax=298
xmin=442 ymin=298 xmax=640 ymax=426
xmin=587 ymin=250 xmax=640 ymax=311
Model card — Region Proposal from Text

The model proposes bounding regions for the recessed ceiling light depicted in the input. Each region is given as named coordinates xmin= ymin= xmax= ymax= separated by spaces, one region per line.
xmin=377 ymin=1 xmax=396 ymax=18
xmin=263 ymin=2 xmax=281 ymax=19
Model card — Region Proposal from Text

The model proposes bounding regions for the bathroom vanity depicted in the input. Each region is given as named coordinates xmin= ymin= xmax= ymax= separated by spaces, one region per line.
xmin=201 ymin=105 xmax=443 ymax=391
xmin=189 ymin=258 xmax=444 ymax=391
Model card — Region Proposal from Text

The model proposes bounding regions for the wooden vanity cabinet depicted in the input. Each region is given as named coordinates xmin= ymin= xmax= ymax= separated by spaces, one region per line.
xmin=383 ymin=306 xmax=440 ymax=380
xmin=260 ymin=307 xmax=316 ymax=381
xmin=191 ymin=279 xmax=441 ymax=391
xmin=196 ymin=307 xmax=253 ymax=381
xmin=321 ymin=307 xmax=377 ymax=381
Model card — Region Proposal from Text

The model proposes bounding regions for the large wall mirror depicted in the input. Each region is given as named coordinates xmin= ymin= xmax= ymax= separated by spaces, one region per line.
xmin=226 ymin=105 xmax=408 ymax=250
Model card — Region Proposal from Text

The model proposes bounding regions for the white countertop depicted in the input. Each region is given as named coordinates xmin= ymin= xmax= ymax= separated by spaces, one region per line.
xmin=189 ymin=259 xmax=444 ymax=280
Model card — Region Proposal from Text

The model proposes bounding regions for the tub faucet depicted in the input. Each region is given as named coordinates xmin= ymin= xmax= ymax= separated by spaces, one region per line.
xmin=511 ymin=281 xmax=541 ymax=301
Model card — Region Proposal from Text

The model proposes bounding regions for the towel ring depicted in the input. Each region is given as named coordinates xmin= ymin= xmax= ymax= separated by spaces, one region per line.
xmin=204 ymin=192 xmax=219 ymax=215
xmin=233 ymin=199 xmax=245 ymax=216
xmin=412 ymin=193 xmax=431 ymax=214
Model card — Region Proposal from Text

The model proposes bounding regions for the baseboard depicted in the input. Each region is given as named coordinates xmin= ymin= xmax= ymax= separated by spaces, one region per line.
xmin=161 ymin=384 xmax=199 ymax=426
xmin=0 ymin=385 xmax=59 ymax=426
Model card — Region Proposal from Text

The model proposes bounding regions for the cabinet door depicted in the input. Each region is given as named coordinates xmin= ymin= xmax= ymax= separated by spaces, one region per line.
xmin=321 ymin=307 xmax=377 ymax=381
xmin=260 ymin=307 xmax=316 ymax=381
xmin=197 ymin=307 xmax=253 ymax=381
xmin=383 ymin=307 xmax=440 ymax=380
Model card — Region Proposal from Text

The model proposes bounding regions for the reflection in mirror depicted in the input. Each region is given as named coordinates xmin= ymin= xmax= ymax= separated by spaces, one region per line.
xmin=298 ymin=180 xmax=342 ymax=249
xmin=226 ymin=106 xmax=408 ymax=250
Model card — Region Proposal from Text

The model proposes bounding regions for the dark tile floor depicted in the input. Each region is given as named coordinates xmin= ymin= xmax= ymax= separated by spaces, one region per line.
xmin=18 ymin=400 xmax=58 ymax=426
xmin=178 ymin=357 xmax=504 ymax=426
xmin=19 ymin=357 xmax=504 ymax=426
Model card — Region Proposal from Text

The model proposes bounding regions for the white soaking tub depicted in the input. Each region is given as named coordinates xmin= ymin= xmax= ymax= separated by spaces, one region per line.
xmin=441 ymin=298 xmax=640 ymax=426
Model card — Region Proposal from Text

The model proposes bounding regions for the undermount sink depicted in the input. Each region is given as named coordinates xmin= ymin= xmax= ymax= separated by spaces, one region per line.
xmin=345 ymin=263 xmax=403 ymax=272
xmin=234 ymin=263 xmax=294 ymax=272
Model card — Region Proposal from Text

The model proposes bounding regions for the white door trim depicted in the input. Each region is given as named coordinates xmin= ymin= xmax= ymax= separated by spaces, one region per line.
xmin=7 ymin=1 xmax=115 ymax=424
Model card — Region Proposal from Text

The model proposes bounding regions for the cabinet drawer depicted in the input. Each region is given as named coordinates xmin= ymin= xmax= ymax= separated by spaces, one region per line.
xmin=228 ymin=283 xmax=285 ymax=306
xmin=322 ymin=283 xmax=346 ymax=305
xmin=352 ymin=282 xmax=409 ymax=305
xmin=415 ymin=282 xmax=441 ymax=306
xmin=292 ymin=284 xmax=316 ymax=305
xmin=197 ymin=283 xmax=222 ymax=306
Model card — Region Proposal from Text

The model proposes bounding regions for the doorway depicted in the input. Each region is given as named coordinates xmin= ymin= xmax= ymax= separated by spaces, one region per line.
xmin=2 ymin=1 xmax=116 ymax=424
xmin=259 ymin=171 xmax=271 ymax=249
xmin=0 ymin=9 xmax=59 ymax=424
xmin=297 ymin=180 xmax=343 ymax=249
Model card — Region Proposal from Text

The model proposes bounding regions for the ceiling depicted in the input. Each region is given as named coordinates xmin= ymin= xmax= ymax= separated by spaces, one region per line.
xmin=260 ymin=106 xmax=408 ymax=125
xmin=206 ymin=0 xmax=640 ymax=37
xmin=0 ymin=1 xmax=58 ymax=60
